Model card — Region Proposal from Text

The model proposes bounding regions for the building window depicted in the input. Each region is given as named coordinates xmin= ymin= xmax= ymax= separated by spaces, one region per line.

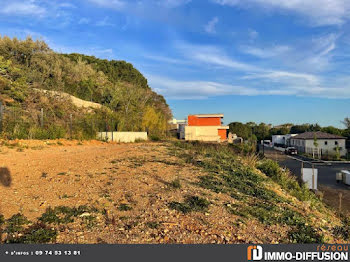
xmin=324 ymin=141 xmax=328 ymax=145
xmin=335 ymin=141 xmax=338 ymax=145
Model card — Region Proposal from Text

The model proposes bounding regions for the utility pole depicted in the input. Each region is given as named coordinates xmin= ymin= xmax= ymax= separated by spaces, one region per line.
xmin=262 ymin=135 xmax=265 ymax=156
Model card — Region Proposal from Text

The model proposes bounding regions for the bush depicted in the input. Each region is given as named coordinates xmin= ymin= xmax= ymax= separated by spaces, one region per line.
xmin=168 ymin=196 xmax=210 ymax=214
xmin=257 ymin=159 xmax=281 ymax=180
xmin=149 ymin=134 xmax=161 ymax=141
xmin=169 ymin=177 xmax=181 ymax=189
xmin=257 ymin=159 xmax=316 ymax=202
xmin=118 ymin=204 xmax=132 ymax=211
xmin=7 ymin=223 xmax=57 ymax=244
xmin=29 ymin=125 xmax=66 ymax=140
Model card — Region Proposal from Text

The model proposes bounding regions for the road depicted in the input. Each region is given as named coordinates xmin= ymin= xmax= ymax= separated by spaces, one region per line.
xmin=262 ymin=146 xmax=350 ymax=190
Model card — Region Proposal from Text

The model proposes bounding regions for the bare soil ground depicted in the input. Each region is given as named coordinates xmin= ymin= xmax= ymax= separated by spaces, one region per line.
xmin=319 ymin=185 xmax=350 ymax=215
xmin=0 ymin=140 xmax=280 ymax=244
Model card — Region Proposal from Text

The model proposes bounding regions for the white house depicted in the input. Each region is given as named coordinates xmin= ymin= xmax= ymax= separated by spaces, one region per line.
xmin=272 ymin=134 xmax=297 ymax=147
xmin=290 ymin=131 xmax=347 ymax=157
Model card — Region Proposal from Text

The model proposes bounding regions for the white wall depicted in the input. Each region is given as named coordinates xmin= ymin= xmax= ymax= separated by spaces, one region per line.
xmin=98 ymin=132 xmax=148 ymax=143
xmin=272 ymin=135 xmax=286 ymax=145
xmin=185 ymin=126 xmax=221 ymax=142
xmin=272 ymin=134 xmax=297 ymax=146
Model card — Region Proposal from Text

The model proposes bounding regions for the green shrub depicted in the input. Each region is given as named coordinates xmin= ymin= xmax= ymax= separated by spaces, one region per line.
xmin=39 ymin=206 xmax=99 ymax=224
xmin=257 ymin=159 xmax=281 ymax=180
xmin=7 ymin=223 xmax=57 ymax=244
xmin=288 ymin=224 xmax=324 ymax=243
xmin=6 ymin=213 xmax=30 ymax=233
xmin=118 ymin=204 xmax=133 ymax=211
xmin=168 ymin=196 xmax=210 ymax=214
xmin=149 ymin=134 xmax=161 ymax=141
xmin=257 ymin=159 xmax=316 ymax=202
xmin=146 ymin=221 xmax=159 ymax=229
xmin=169 ymin=177 xmax=181 ymax=189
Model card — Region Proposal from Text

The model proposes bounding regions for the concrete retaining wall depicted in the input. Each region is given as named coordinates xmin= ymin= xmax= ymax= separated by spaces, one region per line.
xmin=97 ymin=132 xmax=148 ymax=143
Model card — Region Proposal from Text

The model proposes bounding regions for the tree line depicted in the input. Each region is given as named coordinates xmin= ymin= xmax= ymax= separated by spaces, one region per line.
xmin=229 ymin=120 xmax=350 ymax=142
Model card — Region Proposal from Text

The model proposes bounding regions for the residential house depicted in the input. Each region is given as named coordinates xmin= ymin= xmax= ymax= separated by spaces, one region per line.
xmin=290 ymin=131 xmax=347 ymax=157
xmin=184 ymin=114 xmax=229 ymax=142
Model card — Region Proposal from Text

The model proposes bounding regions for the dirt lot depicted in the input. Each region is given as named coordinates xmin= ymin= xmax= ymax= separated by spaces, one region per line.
xmin=0 ymin=140 xmax=276 ymax=244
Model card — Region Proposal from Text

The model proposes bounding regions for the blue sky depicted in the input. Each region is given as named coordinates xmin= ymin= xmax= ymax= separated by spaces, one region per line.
xmin=0 ymin=0 xmax=349 ymax=127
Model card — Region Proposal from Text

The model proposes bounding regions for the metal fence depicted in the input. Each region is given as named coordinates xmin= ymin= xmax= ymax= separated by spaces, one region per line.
xmin=296 ymin=145 xmax=350 ymax=160
xmin=0 ymin=102 xmax=118 ymax=140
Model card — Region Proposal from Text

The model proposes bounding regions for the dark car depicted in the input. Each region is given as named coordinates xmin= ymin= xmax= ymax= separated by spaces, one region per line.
xmin=285 ymin=147 xmax=298 ymax=155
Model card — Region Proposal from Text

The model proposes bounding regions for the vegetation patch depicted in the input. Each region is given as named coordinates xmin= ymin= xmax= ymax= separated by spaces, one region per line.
xmin=146 ymin=221 xmax=160 ymax=229
xmin=1 ymin=214 xmax=57 ymax=244
xmin=118 ymin=204 xmax=133 ymax=211
xmin=170 ymin=141 xmax=330 ymax=243
xmin=39 ymin=205 xmax=99 ymax=225
xmin=169 ymin=196 xmax=210 ymax=214
xmin=169 ymin=177 xmax=182 ymax=189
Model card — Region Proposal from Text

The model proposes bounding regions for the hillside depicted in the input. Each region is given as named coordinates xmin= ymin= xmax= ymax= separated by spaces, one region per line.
xmin=0 ymin=140 xmax=348 ymax=244
xmin=33 ymin=89 xmax=102 ymax=110
xmin=0 ymin=36 xmax=171 ymax=139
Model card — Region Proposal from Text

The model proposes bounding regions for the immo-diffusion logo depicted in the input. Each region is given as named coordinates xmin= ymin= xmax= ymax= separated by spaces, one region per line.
xmin=247 ymin=245 xmax=263 ymax=261
xmin=247 ymin=245 xmax=348 ymax=261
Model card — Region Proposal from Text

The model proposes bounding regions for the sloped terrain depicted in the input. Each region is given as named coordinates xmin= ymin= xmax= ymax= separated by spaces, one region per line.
xmin=0 ymin=140 xmax=348 ymax=243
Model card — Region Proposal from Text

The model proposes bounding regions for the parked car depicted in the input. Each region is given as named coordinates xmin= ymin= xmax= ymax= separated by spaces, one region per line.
xmin=285 ymin=147 xmax=297 ymax=155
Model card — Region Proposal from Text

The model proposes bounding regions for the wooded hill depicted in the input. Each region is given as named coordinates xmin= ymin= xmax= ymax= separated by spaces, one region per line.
xmin=0 ymin=36 xmax=171 ymax=139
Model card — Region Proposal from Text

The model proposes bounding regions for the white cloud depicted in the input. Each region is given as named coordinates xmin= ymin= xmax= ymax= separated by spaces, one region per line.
xmin=87 ymin=0 xmax=125 ymax=10
xmin=0 ymin=1 xmax=46 ymax=16
xmin=242 ymin=71 xmax=320 ymax=85
xmin=177 ymin=42 xmax=318 ymax=84
xmin=78 ymin=18 xmax=90 ymax=25
xmin=147 ymin=75 xmax=259 ymax=99
xmin=88 ymin=0 xmax=190 ymax=10
xmin=147 ymin=73 xmax=350 ymax=99
xmin=212 ymin=0 xmax=350 ymax=26
xmin=205 ymin=17 xmax=219 ymax=34
xmin=96 ymin=17 xmax=115 ymax=27
xmin=284 ymin=34 xmax=338 ymax=72
xmin=157 ymin=0 xmax=192 ymax=8
xmin=240 ymin=45 xmax=291 ymax=58
xmin=177 ymin=43 xmax=260 ymax=71
xmin=143 ymin=54 xmax=188 ymax=64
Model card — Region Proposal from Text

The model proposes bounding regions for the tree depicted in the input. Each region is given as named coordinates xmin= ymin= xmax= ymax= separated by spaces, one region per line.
xmin=254 ymin=123 xmax=270 ymax=141
xmin=322 ymin=126 xmax=342 ymax=136
xmin=142 ymin=106 xmax=167 ymax=136
xmin=228 ymin=122 xmax=252 ymax=140
xmin=343 ymin=117 xmax=350 ymax=129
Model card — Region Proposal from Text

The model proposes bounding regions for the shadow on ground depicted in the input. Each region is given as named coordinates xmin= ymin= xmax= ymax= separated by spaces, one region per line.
xmin=0 ymin=167 xmax=11 ymax=187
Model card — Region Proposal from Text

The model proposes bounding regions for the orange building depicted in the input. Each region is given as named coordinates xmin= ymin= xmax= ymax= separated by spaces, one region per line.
xmin=184 ymin=114 xmax=229 ymax=142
